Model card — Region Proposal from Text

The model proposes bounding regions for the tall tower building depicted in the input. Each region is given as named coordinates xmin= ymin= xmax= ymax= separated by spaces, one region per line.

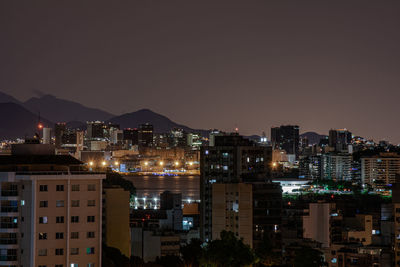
xmin=329 ymin=129 xmax=352 ymax=151
xmin=138 ymin=123 xmax=153 ymax=147
xmin=200 ymin=134 xmax=279 ymax=248
xmin=270 ymin=125 xmax=299 ymax=157
xmin=0 ymin=143 xmax=105 ymax=267
xmin=54 ymin=123 xmax=66 ymax=149
xmin=86 ymin=121 xmax=105 ymax=140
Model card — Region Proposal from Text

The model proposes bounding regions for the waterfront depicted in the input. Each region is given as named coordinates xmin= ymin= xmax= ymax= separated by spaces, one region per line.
xmin=125 ymin=174 xmax=200 ymax=203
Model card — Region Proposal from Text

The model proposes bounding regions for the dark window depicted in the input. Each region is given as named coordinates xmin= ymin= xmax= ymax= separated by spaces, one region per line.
xmin=39 ymin=185 xmax=48 ymax=192
xmin=56 ymin=185 xmax=64 ymax=191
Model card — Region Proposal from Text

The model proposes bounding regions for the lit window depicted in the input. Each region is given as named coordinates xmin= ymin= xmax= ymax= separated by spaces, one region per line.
xmin=56 ymin=200 xmax=64 ymax=207
xmin=38 ymin=232 xmax=47 ymax=240
xmin=86 ymin=247 xmax=95 ymax=255
xmin=39 ymin=216 xmax=48 ymax=224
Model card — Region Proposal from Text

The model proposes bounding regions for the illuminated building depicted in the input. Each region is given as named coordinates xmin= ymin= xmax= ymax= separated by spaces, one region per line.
xmin=212 ymin=183 xmax=253 ymax=247
xmin=322 ymin=152 xmax=352 ymax=181
xmin=361 ymin=152 xmax=400 ymax=186
xmin=0 ymin=142 xmax=104 ymax=266
xmin=200 ymin=134 xmax=277 ymax=248
xmin=138 ymin=123 xmax=153 ymax=147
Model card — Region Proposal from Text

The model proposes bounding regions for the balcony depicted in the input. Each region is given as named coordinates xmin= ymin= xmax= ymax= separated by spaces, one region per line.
xmin=0 ymin=238 xmax=17 ymax=245
xmin=1 ymin=191 xmax=18 ymax=197
xmin=0 ymin=207 xmax=18 ymax=213
xmin=0 ymin=255 xmax=17 ymax=261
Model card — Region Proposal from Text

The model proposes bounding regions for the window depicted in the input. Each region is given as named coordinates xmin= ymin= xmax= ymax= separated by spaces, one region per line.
xmin=39 ymin=185 xmax=48 ymax=192
xmin=39 ymin=232 xmax=47 ymax=240
xmin=39 ymin=216 xmax=48 ymax=224
xmin=56 ymin=185 xmax=64 ymax=191
xmin=56 ymin=232 xmax=64 ymax=239
xmin=39 ymin=201 xmax=48 ymax=208
xmin=87 ymin=216 xmax=95 ymax=223
xmin=55 ymin=248 xmax=64 ymax=255
xmin=88 ymin=184 xmax=96 ymax=191
xmin=71 ymin=232 xmax=79 ymax=239
xmin=55 ymin=265 xmax=63 ymax=267
xmin=56 ymin=200 xmax=64 ymax=207
xmin=87 ymin=264 xmax=95 ymax=267
xmin=71 ymin=185 xmax=80 ymax=191
xmin=38 ymin=249 xmax=47 ymax=256
xmin=71 ymin=216 xmax=79 ymax=223
xmin=87 ymin=232 xmax=95 ymax=238
xmin=70 ymin=248 xmax=79 ymax=255
xmin=87 ymin=200 xmax=95 ymax=207
xmin=86 ymin=247 xmax=95 ymax=255
xmin=56 ymin=216 xmax=64 ymax=223
xmin=71 ymin=200 xmax=80 ymax=207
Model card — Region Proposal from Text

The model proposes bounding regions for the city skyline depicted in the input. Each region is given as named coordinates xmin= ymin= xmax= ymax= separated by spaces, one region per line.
xmin=1 ymin=1 xmax=400 ymax=143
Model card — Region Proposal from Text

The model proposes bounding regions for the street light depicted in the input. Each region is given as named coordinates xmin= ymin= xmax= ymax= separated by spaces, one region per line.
xmin=159 ymin=161 xmax=164 ymax=166
xmin=114 ymin=161 xmax=119 ymax=166
xmin=102 ymin=161 xmax=106 ymax=166
xmin=175 ymin=161 xmax=179 ymax=167
xmin=89 ymin=161 xmax=94 ymax=167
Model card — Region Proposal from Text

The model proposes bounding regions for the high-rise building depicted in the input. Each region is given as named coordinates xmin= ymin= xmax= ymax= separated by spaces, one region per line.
xmin=123 ymin=128 xmax=139 ymax=145
xmin=0 ymin=143 xmax=105 ymax=267
xmin=86 ymin=121 xmax=105 ymax=139
xmin=200 ymin=134 xmax=273 ymax=246
xmin=271 ymin=125 xmax=299 ymax=157
xmin=138 ymin=124 xmax=153 ymax=147
xmin=103 ymin=187 xmax=131 ymax=258
xmin=212 ymin=183 xmax=253 ymax=247
xmin=361 ymin=152 xmax=400 ymax=186
xmin=299 ymin=155 xmax=322 ymax=180
xmin=54 ymin=123 xmax=66 ymax=149
xmin=322 ymin=152 xmax=352 ymax=181
xmin=329 ymin=129 xmax=352 ymax=151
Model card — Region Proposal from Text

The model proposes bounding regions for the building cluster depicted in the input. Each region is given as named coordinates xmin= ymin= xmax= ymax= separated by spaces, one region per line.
xmin=4 ymin=121 xmax=204 ymax=174
xmin=2 ymin=122 xmax=400 ymax=266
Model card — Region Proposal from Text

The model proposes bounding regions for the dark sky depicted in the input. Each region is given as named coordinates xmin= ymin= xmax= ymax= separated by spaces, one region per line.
xmin=1 ymin=1 xmax=400 ymax=143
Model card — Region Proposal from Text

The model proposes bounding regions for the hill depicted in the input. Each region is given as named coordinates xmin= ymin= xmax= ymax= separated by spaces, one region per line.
xmin=108 ymin=109 xmax=209 ymax=136
xmin=0 ymin=102 xmax=53 ymax=139
xmin=300 ymin=131 xmax=327 ymax=145
xmin=23 ymin=94 xmax=114 ymax=123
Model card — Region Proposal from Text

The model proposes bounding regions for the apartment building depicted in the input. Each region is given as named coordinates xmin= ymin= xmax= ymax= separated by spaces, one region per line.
xmin=0 ymin=143 xmax=105 ymax=267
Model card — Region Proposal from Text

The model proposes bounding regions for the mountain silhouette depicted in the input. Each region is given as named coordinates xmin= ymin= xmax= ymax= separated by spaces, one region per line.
xmin=23 ymin=94 xmax=114 ymax=123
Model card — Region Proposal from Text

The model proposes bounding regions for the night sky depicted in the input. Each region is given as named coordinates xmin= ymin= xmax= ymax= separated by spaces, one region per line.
xmin=1 ymin=1 xmax=400 ymax=143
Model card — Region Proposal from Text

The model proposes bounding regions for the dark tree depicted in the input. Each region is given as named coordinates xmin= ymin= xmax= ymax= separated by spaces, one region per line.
xmin=293 ymin=246 xmax=325 ymax=267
